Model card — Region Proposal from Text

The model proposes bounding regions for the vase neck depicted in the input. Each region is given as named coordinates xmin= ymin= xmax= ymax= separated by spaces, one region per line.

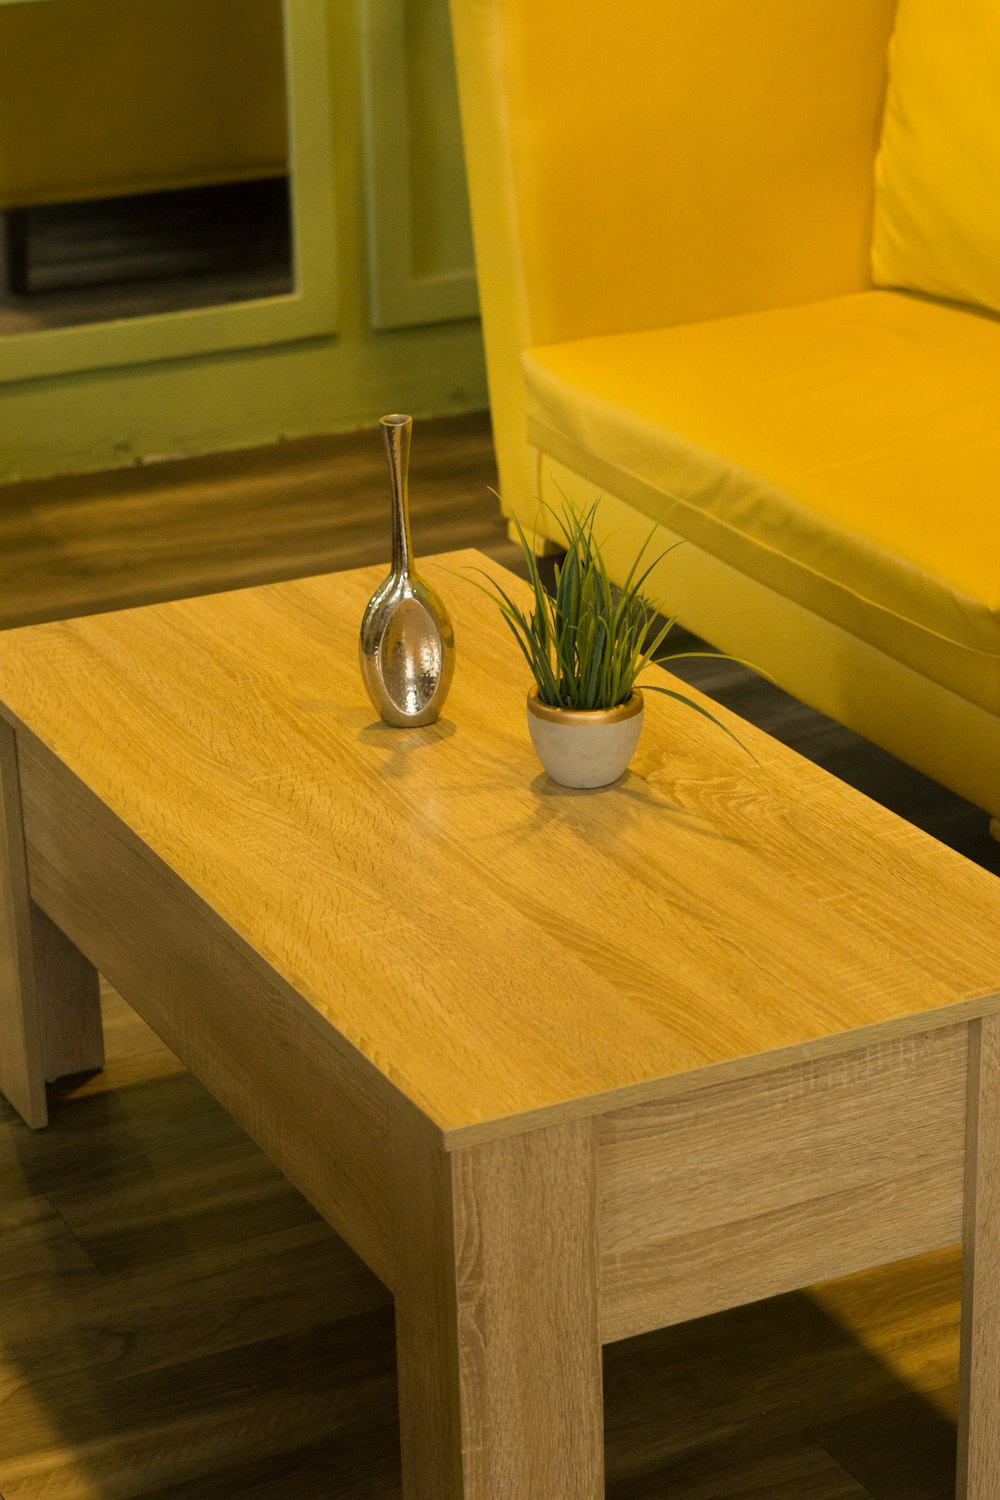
xmin=381 ymin=413 xmax=413 ymax=576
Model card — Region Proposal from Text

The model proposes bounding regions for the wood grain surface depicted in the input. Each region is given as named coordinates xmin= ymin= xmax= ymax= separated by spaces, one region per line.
xmin=0 ymin=412 xmax=508 ymax=631
xmin=0 ymin=716 xmax=46 ymax=1125
xmin=958 ymin=1013 xmax=1000 ymax=1498
xmin=0 ymin=985 xmax=969 ymax=1498
xmin=1 ymin=552 xmax=1000 ymax=1146
xmin=30 ymin=901 xmax=103 ymax=1082
xmin=0 ymin=421 xmax=992 ymax=1497
xmin=393 ymin=1106 xmax=603 ymax=1499
xmin=599 ymin=1025 xmax=968 ymax=1340
xmin=19 ymin=728 xmax=395 ymax=1286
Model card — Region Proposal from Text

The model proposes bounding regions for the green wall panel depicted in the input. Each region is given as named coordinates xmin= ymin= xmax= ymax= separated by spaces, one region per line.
xmin=0 ymin=0 xmax=486 ymax=481
xmin=361 ymin=0 xmax=479 ymax=327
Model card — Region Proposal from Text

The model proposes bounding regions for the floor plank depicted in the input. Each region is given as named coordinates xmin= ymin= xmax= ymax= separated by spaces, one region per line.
xmin=0 ymin=411 xmax=513 ymax=626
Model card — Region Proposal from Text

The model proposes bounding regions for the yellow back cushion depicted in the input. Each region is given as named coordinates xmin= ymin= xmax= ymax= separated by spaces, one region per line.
xmin=872 ymin=0 xmax=1000 ymax=313
xmin=456 ymin=0 xmax=896 ymax=346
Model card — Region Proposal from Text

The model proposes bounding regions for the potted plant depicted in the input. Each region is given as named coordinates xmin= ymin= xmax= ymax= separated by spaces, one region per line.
xmin=478 ymin=502 xmax=753 ymax=788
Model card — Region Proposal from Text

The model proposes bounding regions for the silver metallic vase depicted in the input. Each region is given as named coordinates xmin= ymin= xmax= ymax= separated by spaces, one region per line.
xmin=359 ymin=414 xmax=455 ymax=727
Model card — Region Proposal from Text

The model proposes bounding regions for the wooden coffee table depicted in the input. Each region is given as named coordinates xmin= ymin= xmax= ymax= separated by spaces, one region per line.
xmin=2 ymin=550 xmax=1000 ymax=1498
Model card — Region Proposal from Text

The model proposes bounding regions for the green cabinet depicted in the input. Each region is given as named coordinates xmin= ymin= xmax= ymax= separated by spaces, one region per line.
xmin=0 ymin=0 xmax=486 ymax=481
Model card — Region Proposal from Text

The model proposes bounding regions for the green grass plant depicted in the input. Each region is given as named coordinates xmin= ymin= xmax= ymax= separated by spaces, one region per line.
xmin=477 ymin=501 xmax=755 ymax=755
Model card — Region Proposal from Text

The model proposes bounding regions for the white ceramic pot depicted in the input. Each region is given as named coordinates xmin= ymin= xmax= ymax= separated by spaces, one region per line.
xmin=526 ymin=689 xmax=644 ymax=788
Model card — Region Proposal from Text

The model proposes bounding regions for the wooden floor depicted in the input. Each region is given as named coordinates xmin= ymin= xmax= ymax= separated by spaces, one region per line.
xmin=0 ymin=412 xmax=993 ymax=1498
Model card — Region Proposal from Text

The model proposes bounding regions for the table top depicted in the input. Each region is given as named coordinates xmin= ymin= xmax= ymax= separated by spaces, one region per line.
xmin=2 ymin=549 xmax=1000 ymax=1144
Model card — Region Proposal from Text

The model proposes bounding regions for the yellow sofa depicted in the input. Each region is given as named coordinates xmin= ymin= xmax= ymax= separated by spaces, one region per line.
xmin=0 ymin=0 xmax=288 ymax=289
xmin=448 ymin=0 xmax=1000 ymax=824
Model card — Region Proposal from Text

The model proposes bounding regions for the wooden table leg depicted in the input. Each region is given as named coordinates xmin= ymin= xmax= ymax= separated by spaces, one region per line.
xmin=0 ymin=721 xmax=103 ymax=1128
xmin=958 ymin=1012 xmax=1000 ymax=1499
xmin=392 ymin=1106 xmax=604 ymax=1499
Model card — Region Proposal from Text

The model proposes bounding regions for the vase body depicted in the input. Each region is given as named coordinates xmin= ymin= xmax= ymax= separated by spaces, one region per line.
xmin=526 ymin=689 xmax=644 ymax=787
xmin=360 ymin=414 xmax=455 ymax=727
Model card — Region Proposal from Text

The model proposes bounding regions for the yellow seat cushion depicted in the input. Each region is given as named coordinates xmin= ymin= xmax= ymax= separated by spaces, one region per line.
xmin=523 ymin=291 xmax=1000 ymax=714
xmin=872 ymin=0 xmax=1000 ymax=315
